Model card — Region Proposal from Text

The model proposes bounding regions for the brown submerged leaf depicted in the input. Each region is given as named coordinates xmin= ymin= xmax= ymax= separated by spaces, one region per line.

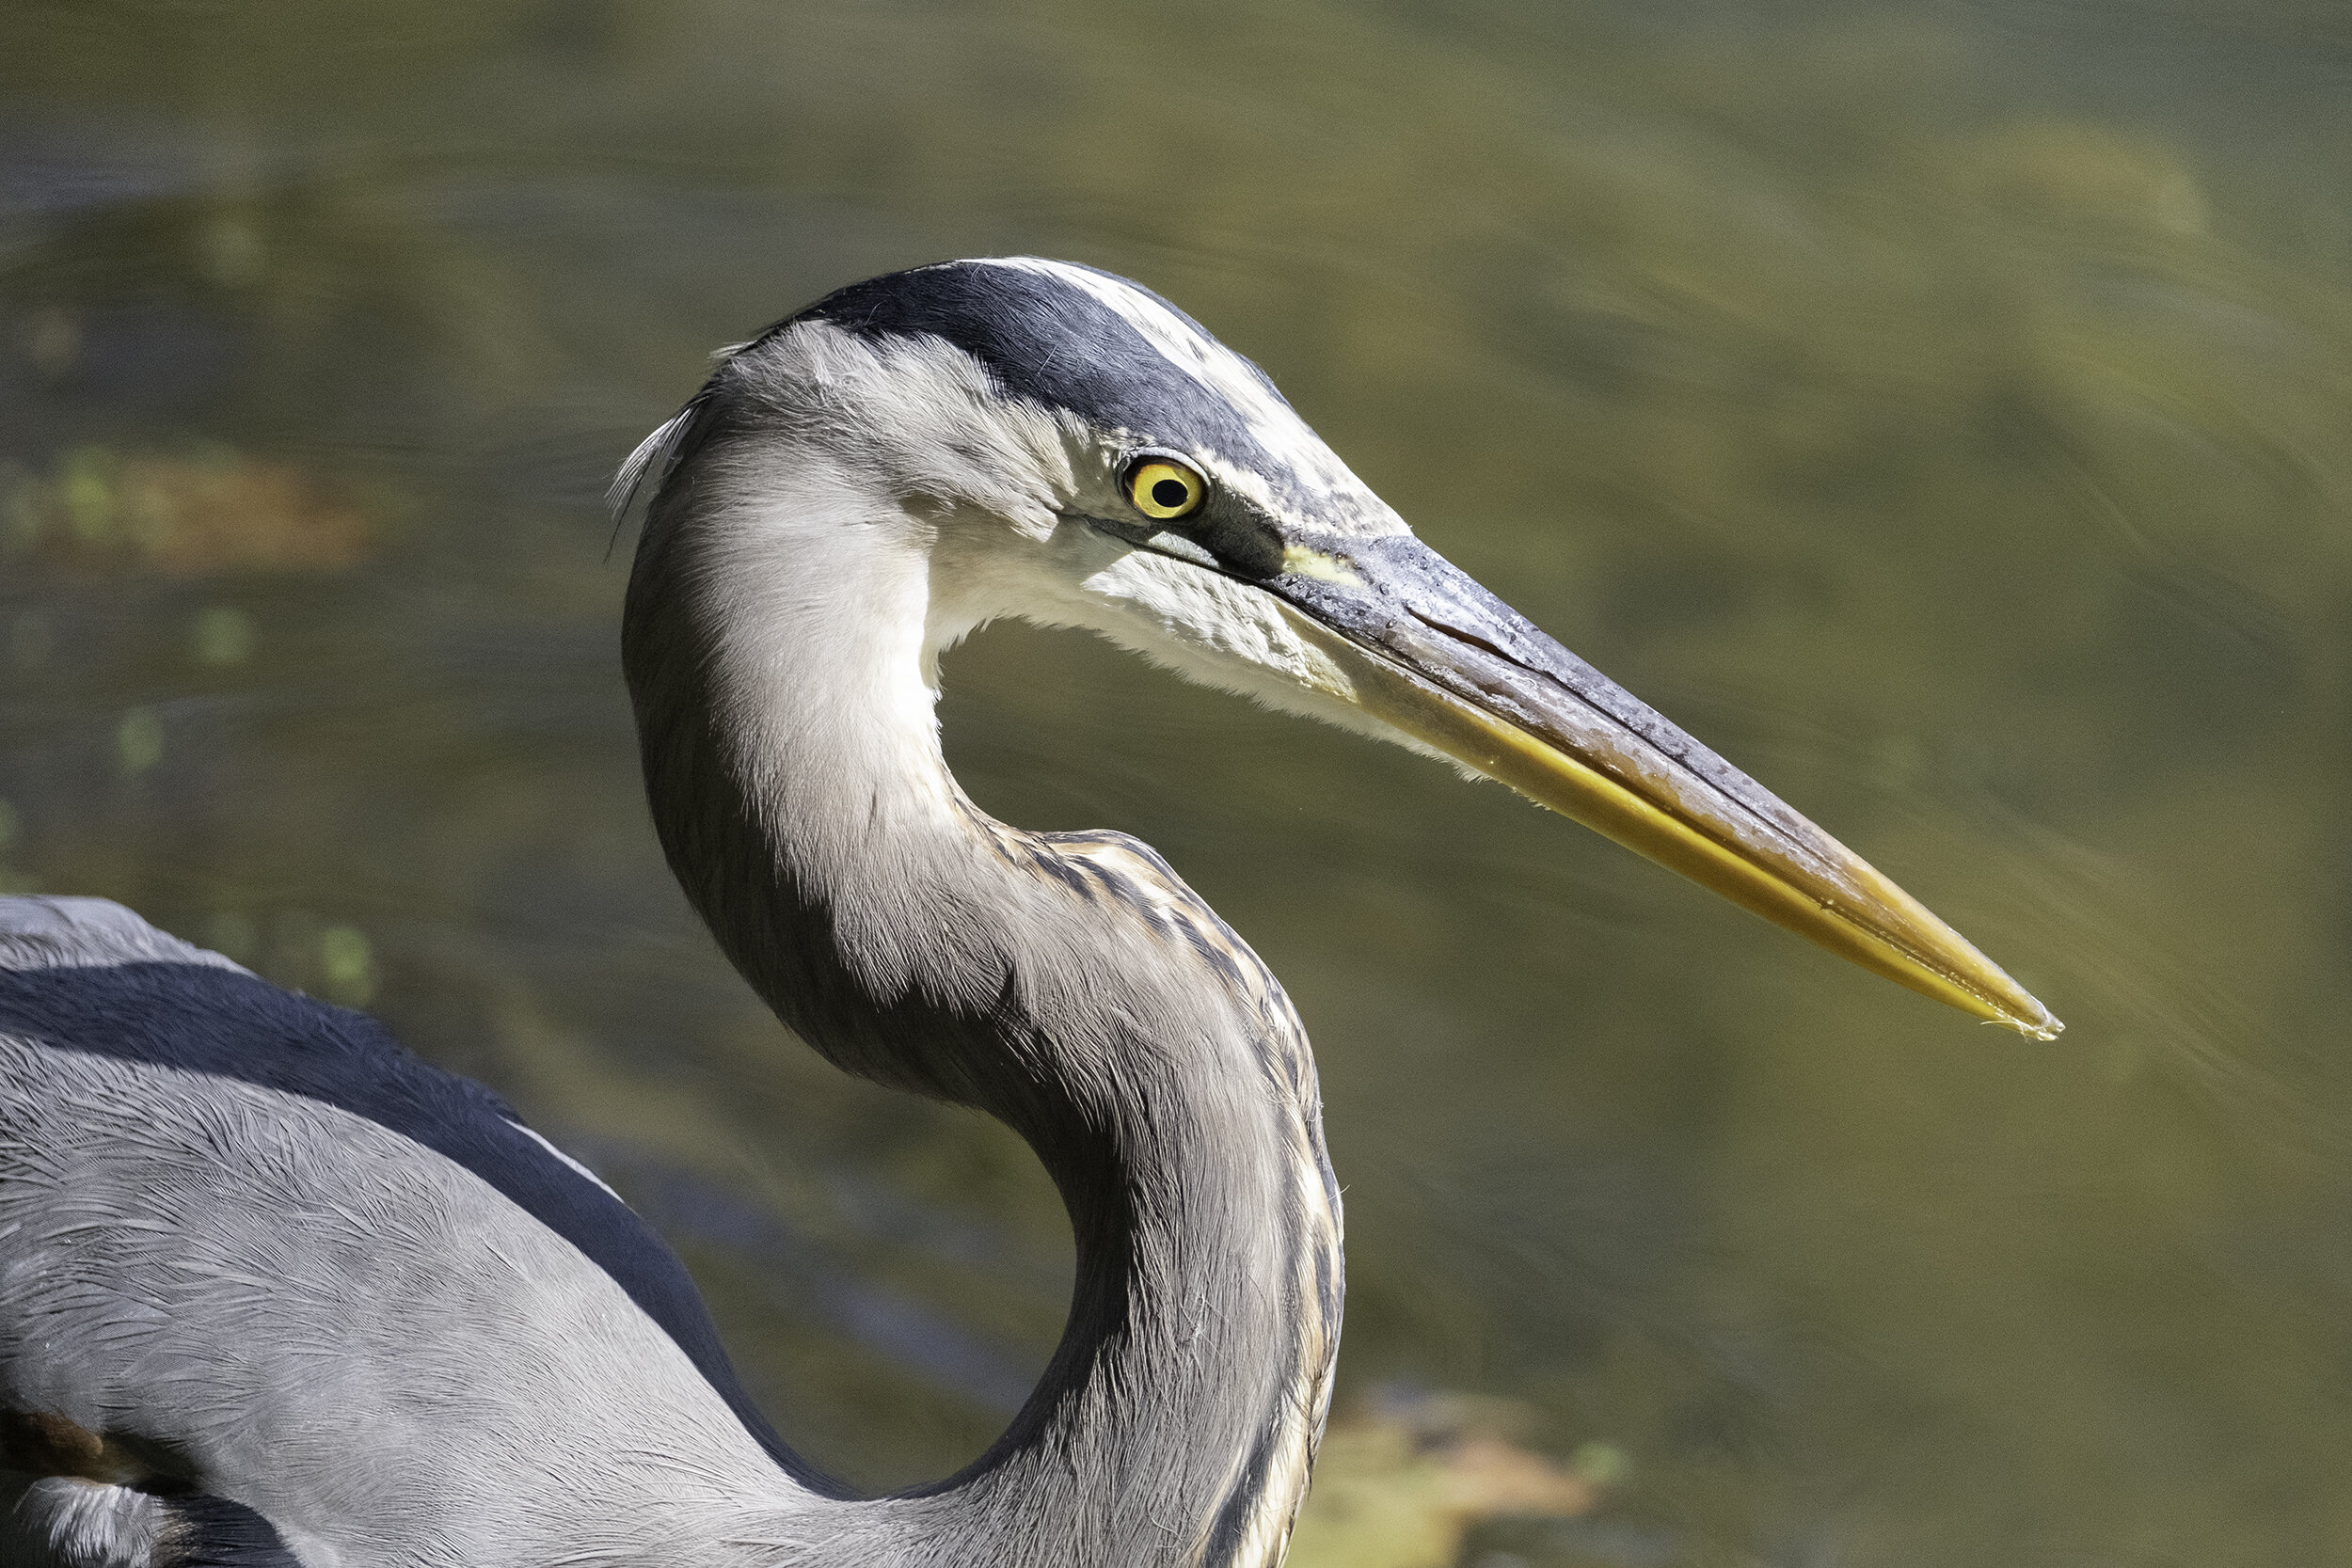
xmin=3 ymin=445 xmax=372 ymax=577
xmin=1286 ymin=1387 xmax=1607 ymax=1568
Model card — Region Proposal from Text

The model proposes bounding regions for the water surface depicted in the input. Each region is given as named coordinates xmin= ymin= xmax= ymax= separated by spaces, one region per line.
xmin=4 ymin=2 xmax=2350 ymax=1561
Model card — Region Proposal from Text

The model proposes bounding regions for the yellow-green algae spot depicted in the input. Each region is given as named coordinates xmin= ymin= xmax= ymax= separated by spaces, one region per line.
xmin=320 ymin=924 xmax=376 ymax=1006
xmin=191 ymin=606 xmax=256 ymax=666
xmin=116 ymin=707 xmax=163 ymax=776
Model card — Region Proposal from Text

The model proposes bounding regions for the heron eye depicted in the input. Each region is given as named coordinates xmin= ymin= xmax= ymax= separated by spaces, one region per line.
xmin=1126 ymin=459 xmax=1206 ymax=521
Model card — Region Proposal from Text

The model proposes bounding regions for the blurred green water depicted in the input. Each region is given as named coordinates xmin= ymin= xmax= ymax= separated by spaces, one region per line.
xmin=3 ymin=1 xmax=2350 ymax=1561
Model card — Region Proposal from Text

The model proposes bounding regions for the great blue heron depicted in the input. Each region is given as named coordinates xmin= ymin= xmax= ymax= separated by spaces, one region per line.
xmin=0 ymin=258 xmax=2058 ymax=1568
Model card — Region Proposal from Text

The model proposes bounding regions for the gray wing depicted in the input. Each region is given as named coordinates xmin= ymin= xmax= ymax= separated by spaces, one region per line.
xmin=0 ymin=902 xmax=282 ymax=1564
xmin=0 ymin=897 xmax=818 ymax=1567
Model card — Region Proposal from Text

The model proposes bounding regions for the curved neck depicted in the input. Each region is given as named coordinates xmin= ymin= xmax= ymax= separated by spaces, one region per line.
xmin=623 ymin=444 xmax=1343 ymax=1567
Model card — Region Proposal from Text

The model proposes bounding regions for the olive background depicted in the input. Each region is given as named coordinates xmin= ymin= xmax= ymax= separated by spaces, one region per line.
xmin=4 ymin=2 xmax=2350 ymax=1562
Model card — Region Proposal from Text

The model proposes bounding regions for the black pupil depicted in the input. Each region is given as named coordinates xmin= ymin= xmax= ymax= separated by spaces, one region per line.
xmin=1151 ymin=476 xmax=1192 ymax=510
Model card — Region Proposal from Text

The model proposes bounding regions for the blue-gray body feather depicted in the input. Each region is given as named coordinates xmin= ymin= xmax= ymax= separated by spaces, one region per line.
xmin=0 ymin=897 xmax=820 ymax=1566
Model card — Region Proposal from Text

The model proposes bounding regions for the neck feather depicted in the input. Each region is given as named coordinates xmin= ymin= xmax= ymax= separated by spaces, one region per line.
xmin=623 ymin=443 xmax=1343 ymax=1567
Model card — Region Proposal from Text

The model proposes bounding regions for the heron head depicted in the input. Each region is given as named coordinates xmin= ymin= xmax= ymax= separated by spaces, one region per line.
xmin=622 ymin=258 xmax=2058 ymax=1038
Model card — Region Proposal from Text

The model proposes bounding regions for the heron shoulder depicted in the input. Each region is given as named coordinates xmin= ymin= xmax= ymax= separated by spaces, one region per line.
xmin=0 ymin=897 xmax=831 ymax=1496
xmin=0 ymin=895 xmax=246 ymax=976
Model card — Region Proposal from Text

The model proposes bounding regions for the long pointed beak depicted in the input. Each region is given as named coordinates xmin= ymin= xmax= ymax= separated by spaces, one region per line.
xmin=1264 ymin=534 xmax=2060 ymax=1037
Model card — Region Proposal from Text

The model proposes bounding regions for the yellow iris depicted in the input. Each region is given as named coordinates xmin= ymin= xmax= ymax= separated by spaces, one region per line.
xmin=1127 ymin=459 xmax=1205 ymax=520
